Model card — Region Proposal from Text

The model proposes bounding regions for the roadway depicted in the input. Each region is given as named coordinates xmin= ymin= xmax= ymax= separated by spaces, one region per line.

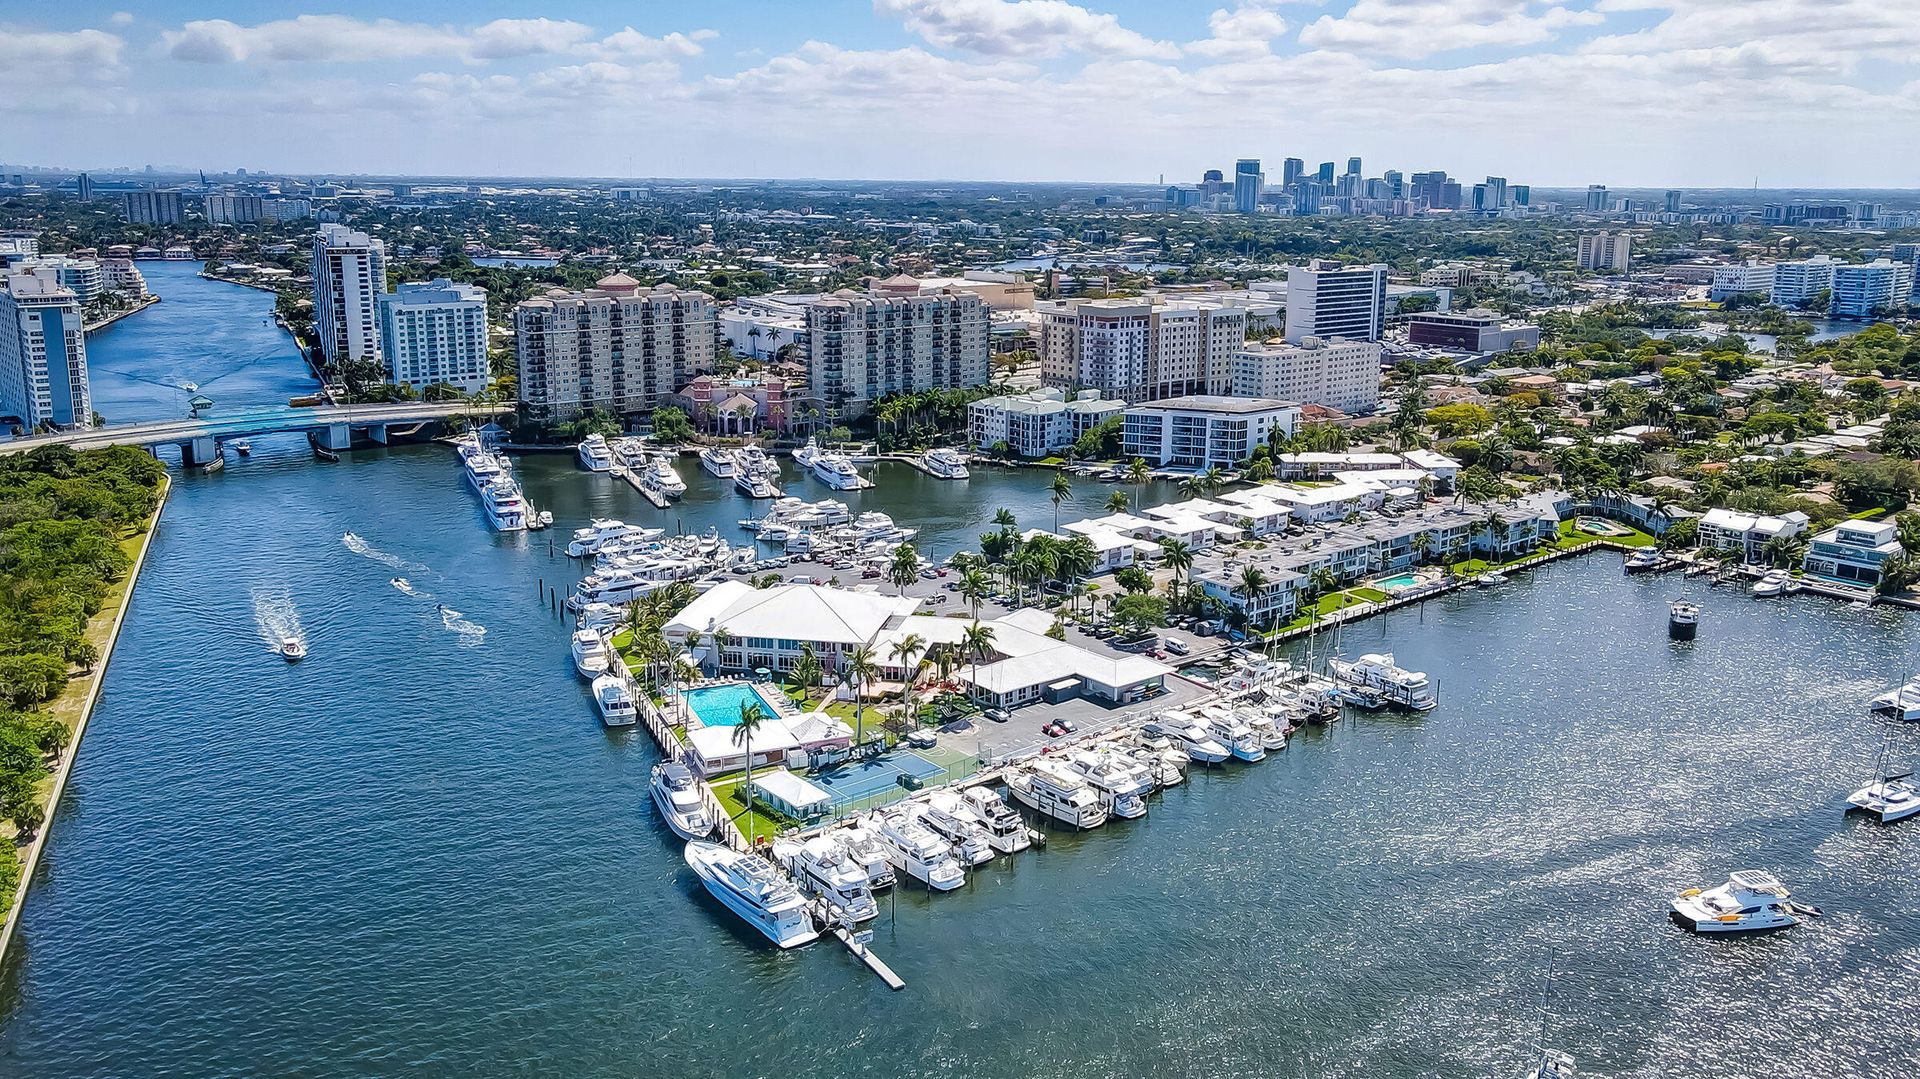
xmin=1 ymin=401 xmax=510 ymax=455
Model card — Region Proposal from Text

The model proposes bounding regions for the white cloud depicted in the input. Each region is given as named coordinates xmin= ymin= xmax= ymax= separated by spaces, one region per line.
xmin=159 ymin=15 xmax=593 ymax=64
xmin=1186 ymin=2 xmax=1291 ymax=59
xmin=0 ymin=25 xmax=123 ymax=68
xmin=709 ymin=41 xmax=1035 ymax=106
xmin=874 ymin=0 xmax=1179 ymax=59
xmin=581 ymin=27 xmax=719 ymax=62
xmin=1299 ymin=0 xmax=1605 ymax=59
xmin=109 ymin=12 xmax=134 ymax=27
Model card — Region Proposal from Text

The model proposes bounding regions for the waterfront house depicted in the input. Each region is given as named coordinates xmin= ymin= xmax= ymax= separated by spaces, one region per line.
xmin=664 ymin=582 xmax=920 ymax=676
xmin=1802 ymin=519 xmax=1903 ymax=588
xmin=1695 ymin=508 xmax=1809 ymax=563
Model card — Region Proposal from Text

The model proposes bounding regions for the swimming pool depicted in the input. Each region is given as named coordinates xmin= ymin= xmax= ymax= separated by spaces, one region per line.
xmin=1376 ymin=573 xmax=1421 ymax=589
xmin=684 ymin=682 xmax=784 ymax=727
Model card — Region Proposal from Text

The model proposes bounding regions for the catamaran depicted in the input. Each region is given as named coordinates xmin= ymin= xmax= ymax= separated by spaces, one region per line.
xmin=1670 ymin=870 xmax=1814 ymax=933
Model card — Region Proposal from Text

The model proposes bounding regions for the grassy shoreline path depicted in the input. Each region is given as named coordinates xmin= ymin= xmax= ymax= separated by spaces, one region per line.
xmin=0 ymin=475 xmax=170 ymax=964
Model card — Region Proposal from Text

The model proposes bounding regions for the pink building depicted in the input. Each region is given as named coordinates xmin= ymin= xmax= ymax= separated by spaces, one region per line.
xmin=675 ymin=374 xmax=797 ymax=434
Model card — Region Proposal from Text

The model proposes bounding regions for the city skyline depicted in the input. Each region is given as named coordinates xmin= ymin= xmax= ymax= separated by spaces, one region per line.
xmin=8 ymin=1 xmax=1919 ymax=188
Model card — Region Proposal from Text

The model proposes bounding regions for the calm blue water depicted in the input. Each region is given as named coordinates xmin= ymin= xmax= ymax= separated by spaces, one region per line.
xmin=1 ymin=272 xmax=1915 ymax=1078
xmin=683 ymin=682 xmax=783 ymax=728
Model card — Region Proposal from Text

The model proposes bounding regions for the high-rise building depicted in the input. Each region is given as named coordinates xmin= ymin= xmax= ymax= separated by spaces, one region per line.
xmin=1664 ymin=190 xmax=1683 ymax=213
xmin=120 ymin=190 xmax=183 ymax=224
xmin=76 ymin=173 xmax=94 ymax=201
xmin=1709 ymin=261 xmax=1776 ymax=300
xmin=1830 ymin=260 xmax=1915 ymax=319
xmin=805 ymin=285 xmax=990 ymax=417
xmin=205 ymin=194 xmax=265 ymax=224
xmin=1233 ymin=159 xmax=1263 ymax=214
xmin=8 ymin=256 xmax=104 ymax=304
xmin=1584 ymin=185 xmax=1609 ymax=213
xmin=1770 ymin=255 xmax=1839 ymax=307
xmin=1383 ymin=170 xmax=1403 ymax=198
xmin=513 ymin=273 xmax=717 ymax=420
xmin=1483 ymin=176 xmax=1508 ymax=209
xmin=1282 ymin=158 xmax=1305 ymax=189
xmin=1894 ymin=244 xmax=1920 ymax=297
xmin=1230 ymin=336 xmax=1383 ymax=415
xmin=1316 ymin=162 xmax=1336 ymax=185
xmin=1284 ymin=261 xmax=1387 ymax=343
xmin=311 ymin=223 xmax=388 ymax=371
xmin=378 ymin=279 xmax=491 ymax=393
xmin=0 ymin=270 xmax=91 ymax=431
xmin=1037 ymin=297 xmax=1246 ymax=403
xmin=1512 ymin=185 xmax=1530 ymax=207
xmin=1576 ymin=232 xmax=1632 ymax=271
xmin=262 ymin=198 xmax=313 ymax=221
xmin=1346 ymin=157 xmax=1362 ymax=176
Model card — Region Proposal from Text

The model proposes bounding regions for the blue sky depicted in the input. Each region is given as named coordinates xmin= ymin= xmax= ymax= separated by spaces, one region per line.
xmin=8 ymin=2 xmax=1917 ymax=186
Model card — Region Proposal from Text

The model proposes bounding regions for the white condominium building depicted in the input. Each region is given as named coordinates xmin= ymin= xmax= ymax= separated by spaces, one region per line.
xmin=513 ymin=273 xmax=716 ymax=419
xmin=968 ymin=387 xmax=1122 ymax=456
xmin=5 ymin=256 xmax=104 ymax=305
xmin=1708 ymin=260 xmax=1776 ymax=300
xmin=1037 ymin=297 xmax=1245 ymax=402
xmin=805 ymin=286 xmax=989 ymax=418
xmin=312 ymin=223 xmax=388 ymax=371
xmin=1231 ymin=336 xmax=1383 ymax=416
xmin=1830 ymin=259 xmax=1915 ymax=319
xmin=1576 ymin=231 xmax=1633 ymax=271
xmin=204 ymin=194 xmax=265 ymax=224
xmin=1284 ymin=261 xmax=1387 ymax=343
xmin=378 ymin=279 xmax=491 ymax=394
xmin=1770 ymin=255 xmax=1839 ymax=307
xmin=1121 ymin=395 xmax=1299 ymax=469
xmin=0 ymin=270 xmax=91 ymax=431
xmin=99 ymin=257 xmax=147 ymax=298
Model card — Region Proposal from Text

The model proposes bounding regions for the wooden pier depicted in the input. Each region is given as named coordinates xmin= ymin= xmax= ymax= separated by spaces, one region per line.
xmin=614 ymin=466 xmax=672 ymax=508
xmin=832 ymin=926 xmax=906 ymax=990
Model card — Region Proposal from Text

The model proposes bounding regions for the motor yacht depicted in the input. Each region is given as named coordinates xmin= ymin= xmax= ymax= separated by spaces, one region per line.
xmin=640 ymin=454 xmax=687 ymax=499
xmin=570 ymin=629 xmax=611 ymax=679
xmin=574 ymin=602 xmax=627 ymax=632
xmin=650 ymin=762 xmax=714 ymax=841
xmin=833 ymin=825 xmax=897 ymax=890
xmin=481 ymin=479 xmax=528 ymax=531
xmin=683 ymin=841 xmax=818 ymax=949
xmin=792 ymin=436 xmax=823 ymax=469
xmin=920 ymin=448 xmax=971 ymax=480
xmin=956 ymin=787 xmax=1031 ymax=854
xmin=279 ymin=636 xmax=306 ymax=662
xmin=567 ymin=519 xmax=655 ymax=558
xmin=773 ymin=835 xmax=879 ymax=922
xmin=1668 ymin=600 xmax=1699 ymax=640
xmin=591 ymin=673 xmax=637 ymax=727
xmin=1623 ymin=548 xmax=1662 ymax=574
xmin=735 ymin=459 xmax=783 ymax=499
xmin=911 ymin=797 xmax=995 ymax=865
xmin=1241 ymin=707 xmax=1289 ymax=751
xmin=1199 ymin=705 xmax=1266 ymax=762
xmin=1847 ymin=772 xmax=1920 ymax=823
xmin=577 ymin=434 xmax=616 ymax=472
xmin=874 ymin=811 xmax=966 ymax=891
xmin=1670 ymin=870 xmax=1811 ymax=933
xmin=810 ymin=452 xmax=866 ymax=491
xmin=1328 ymin=652 xmax=1437 ymax=710
xmin=784 ymin=531 xmax=815 ymax=555
xmin=1144 ymin=715 xmax=1230 ymax=765
xmin=1065 ymin=749 xmax=1152 ymax=819
xmin=1128 ymin=743 xmax=1187 ymax=789
xmin=1868 ymin=677 xmax=1920 ymax=721
xmin=1005 ymin=761 xmax=1109 ymax=830
xmin=1752 ymin=569 xmax=1790 ymax=597
xmin=699 ymin=446 xmax=738 ymax=478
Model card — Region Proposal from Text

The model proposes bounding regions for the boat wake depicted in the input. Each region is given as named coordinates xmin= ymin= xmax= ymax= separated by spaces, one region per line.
xmin=342 ymin=531 xmax=429 ymax=574
xmin=390 ymin=576 xmax=428 ymax=599
xmin=251 ymin=586 xmax=305 ymax=652
xmin=438 ymin=605 xmax=487 ymax=648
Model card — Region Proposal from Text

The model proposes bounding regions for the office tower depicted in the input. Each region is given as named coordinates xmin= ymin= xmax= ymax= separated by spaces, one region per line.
xmin=1346 ymin=157 xmax=1362 ymax=176
xmin=1285 ymin=260 xmax=1388 ymax=343
xmin=1472 ymin=184 xmax=1490 ymax=212
xmin=1037 ymin=297 xmax=1246 ymax=402
xmin=806 ymin=286 xmax=989 ymax=415
xmin=0 ymin=269 xmax=91 ymax=431
xmin=1576 ymin=232 xmax=1633 ymax=271
xmin=1317 ymin=162 xmax=1335 ymax=185
xmin=1664 ymin=190 xmax=1683 ymax=213
xmin=120 ymin=190 xmax=183 ymax=224
xmin=76 ymin=173 xmax=94 ymax=201
xmin=1383 ymin=170 xmax=1403 ymax=198
xmin=1202 ymin=169 xmax=1223 ymax=183
xmin=514 ymin=274 xmax=717 ymax=419
xmin=1512 ymin=185 xmax=1530 ymax=207
xmin=378 ymin=279 xmax=491 ymax=393
xmin=1293 ymin=184 xmax=1322 ymax=215
xmin=311 ymin=223 xmax=388 ymax=370
xmin=1282 ymin=158 xmax=1305 ymax=189
xmin=1585 ymin=185 xmax=1609 ymax=212
xmin=1484 ymin=176 xmax=1508 ymax=208
xmin=1233 ymin=159 xmax=1263 ymax=214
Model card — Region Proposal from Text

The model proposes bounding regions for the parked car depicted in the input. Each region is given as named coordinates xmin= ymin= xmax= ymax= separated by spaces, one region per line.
xmin=1165 ymin=637 xmax=1190 ymax=656
xmin=1055 ymin=719 xmax=1077 ymax=733
xmin=984 ymin=707 xmax=1010 ymax=723
xmin=1042 ymin=722 xmax=1066 ymax=738
xmin=862 ymin=567 xmax=882 ymax=578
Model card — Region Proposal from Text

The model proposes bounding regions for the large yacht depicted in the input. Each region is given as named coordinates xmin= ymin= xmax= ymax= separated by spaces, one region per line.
xmin=1328 ymin=652 xmax=1437 ymax=710
xmin=774 ymin=836 xmax=879 ymax=922
xmin=1869 ymin=676 xmax=1920 ymax=721
xmin=810 ymin=452 xmax=866 ymax=491
xmin=569 ymin=571 xmax=675 ymax=611
xmin=683 ymin=841 xmax=819 ymax=949
xmin=735 ymin=458 xmax=783 ymax=499
xmin=591 ymin=673 xmax=637 ymax=727
xmin=920 ymin=448 xmax=971 ymax=480
xmin=791 ymin=436 xmax=823 ymax=470
xmin=1198 ymin=706 xmax=1267 ymax=762
xmin=1145 ymin=714 xmax=1230 ymax=765
xmin=698 ymin=446 xmax=738 ymax=477
xmin=1670 ymin=870 xmax=1809 ymax=933
xmin=480 ymin=479 xmax=529 ymax=532
xmin=910 ymin=798 xmax=995 ymax=865
xmin=874 ymin=811 xmax=966 ymax=891
xmin=641 ymin=454 xmax=687 ymax=499
xmin=650 ymin=762 xmax=714 ymax=841
xmin=1006 ymin=761 xmax=1108 ymax=830
xmin=1752 ymin=568 xmax=1791 ymax=597
xmin=1065 ymin=749 xmax=1152 ymax=819
xmin=1240 ymin=706 xmax=1289 ymax=751
xmin=567 ymin=519 xmax=657 ymax=558
xmin=577 ymin=434 xmax=616 ymax=472
xmin=955 ymin=787 xmax=1031 ymax=854
xmin=570 ymin=629 xmax=610 ymax=679
xmin=832 ymin=825 xmax=897 ymax=891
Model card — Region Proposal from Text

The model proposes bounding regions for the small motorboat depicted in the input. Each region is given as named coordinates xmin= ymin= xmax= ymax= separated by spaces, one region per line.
xmin=1752 ymin=569 xmax=1790 ymax=597
xmin=279 ymin=636 xmax=306 ymax=662
xmin=1475 ymin=572 xmax=1508 ymax=587
xmin=231 ymin=438 xmax=252 ymax=456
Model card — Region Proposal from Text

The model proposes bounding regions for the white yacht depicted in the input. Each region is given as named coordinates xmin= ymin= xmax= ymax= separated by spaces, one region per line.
xmin=577 ymin=434 xmax=616 ymax=472
xmin=567 ymin=519 xmax=656 ymax=558
xmin=569 ymin=571 xmax=673 ymax=611
xmin=1328 ymin=652 xmax=1437 ymax=710
xmin=279 ymin=636 xmax=306 ymax=662
xmin=1129 ymin=743 xmax=1187 ymax=789
xmin=874 ymin=811 xmax=966 ymax=891
xmin=481 ymin=479 xmax=528 ymax=532
xmin=1668 ymin=600 xmax=1699 ymax=640
xmin=912 ymin=796 xmax=995 ymax=865
xmin=833 ymin=825 xmax=897 ymax=890
xmin=570 ymin=629 xmax=611 ymax=679
xmin=698 ymin=446 xmax=738 ymax=478
xmin=1006 ymin=761 xmax=1108 ymax=830
xmin=1752 ymin=569 xmax=1790 ymax=597
xmin=591 ymin=673 xmax=637 ymax=727
xmin=1065 ymin=749 xmax=1152 ymax=819
xmin=773 ymin=835 xmax=879 ymax=922
xmin=1670 ymin=870 xmax=1810 ymax=933
xmin=920 ymin=448 xmax=971 ymax=479
xmin=1847 ymin=772 xmax=1920 ymax=823
xmin=683 ymin=841 xmax=818 ymax=949
xmin=650 ymin=762 xmax=714 ymax=841
xmin=1475 ymin=571 xmax=1509 ymax=587
xmin=574 ymin=602 xmax=627 ymax=632
xmin=1242 ymin=707 xmax=1289 ymax=752
xmin=956 ymin=787 xmax=1031 ymax=854
xmin=1868 ymin=677 xmax=1920 ymax=721
xmin=792 ymin=436 xmax=823 ymax=469
xmin=810 ymin=452 xmax=866 ymax=491
xmin=639 ymin=454 xmax=687 ymax=499
xmin=1145 ymin=715 xmax=1230 ymax=765
xmin=1199 ymin=706 xmax=1266 ymax=762
xmin=735 ymin=460 xmax=783 ymax=500
xmin=1624 ymin=547 xmax=1662 ymax=573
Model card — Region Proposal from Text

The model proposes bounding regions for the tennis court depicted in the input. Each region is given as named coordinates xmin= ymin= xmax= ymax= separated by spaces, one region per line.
xmin=810 ymin=752 xmax=946 ymax=807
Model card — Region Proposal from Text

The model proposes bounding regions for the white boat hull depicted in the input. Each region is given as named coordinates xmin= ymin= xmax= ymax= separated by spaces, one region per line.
xmin=653 ymin=785 xmax=714 ymax=842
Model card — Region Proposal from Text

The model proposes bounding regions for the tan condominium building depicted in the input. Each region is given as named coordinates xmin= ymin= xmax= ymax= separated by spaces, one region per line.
xmin=1037 ymin=297 xmax=1246 ymax=403
xmin=513 ymin=273 xmax=716 ymax=420
xmin=1230 ymin=335 xmax=1383 ymax=416
xmin=805 ymin=286 xmax=989 ymax=418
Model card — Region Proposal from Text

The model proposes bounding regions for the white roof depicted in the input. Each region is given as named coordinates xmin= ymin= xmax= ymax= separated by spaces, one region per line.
xmin=1267 ymin=482 xmax=1377 ymax=506
xmin=666 ymin=582 xmax=918 ymax=646
xmin=751 ymin=769 xmax=833 ymax=812
xmin=1400 ymin=448 xmax=1461 ymax=470
xmin=954 ymin=610 xmax=1172 ymax=695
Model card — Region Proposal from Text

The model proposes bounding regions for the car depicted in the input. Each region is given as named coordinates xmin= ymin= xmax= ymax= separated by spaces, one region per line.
xmin=943 ymin=581 xmax=960 ymax=591
xmin=862 ymin=567 xmax=882 ymax=578
xmin=1055 ymin=719 xmax=1077 ymax=733
xmin=936 ymin=568 xmax=949 ymax=578
xmin=1042 ymin=722 xmax=1065 ymax=737
xmin=1165 ymin=637 xmax=1190 ymax=656
xmin=1150 ymin=649 xmax=1168 ymax=659
xmin=904 ymin=730 xmax=938 ymax=748
xmin=920 ymin=567 xmax=938 ymax=579
xmin=984 ymin=707 xmax=1010 ymax=723
xmin=789 ymin=574 xmax=813 ymax=585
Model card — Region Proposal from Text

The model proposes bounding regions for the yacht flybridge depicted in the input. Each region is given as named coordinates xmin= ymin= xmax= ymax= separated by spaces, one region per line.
xmin=1065 ymin=749 xmax=1152 ymax=818
xmin=920 ymin=448 xmax=971 ymax=479
xmin=956 ymin=787 xmax=1031 ymax=854
xmin=774 ymin=836 xmax=879 ymax=922
xmin=684 ymin=841 xmax=818 ymax=949
xmin=874 ymin=811 xmax=966 ymax=891
xmin=570 ymin=629 xmax=610 ymax=678
xmin=699 ymin=446 xmax=738 ymax=478
xmin=650 ymin=762 xmax=714 ymax=841
xmin=577 ymin=434 xmax=615 ymax=472
xmin=1328 ymin=652 xmax=1437 ymax=710
xmin=1144 ymin=715 xmax=1230 ymax=765
xmin=1670 ymin=870 xmax=1814 ymax=933
xmin=1006 ymin=760 xmax=1109 ymax=830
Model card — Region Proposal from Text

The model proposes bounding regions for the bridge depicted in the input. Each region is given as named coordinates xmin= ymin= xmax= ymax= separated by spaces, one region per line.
xmin=0 ymin=401 xmax=512 ymax=465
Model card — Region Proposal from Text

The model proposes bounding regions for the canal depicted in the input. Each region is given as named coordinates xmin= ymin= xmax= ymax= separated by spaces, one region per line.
xmin=0 ymin=269 xmax=1914 ymax=1078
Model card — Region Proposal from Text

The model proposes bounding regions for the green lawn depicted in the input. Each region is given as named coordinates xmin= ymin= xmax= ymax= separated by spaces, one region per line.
xmin=708 ymin=771 xmax=801 ymax=846
xmin=1274 ymin=588 xmax=1384 ymax=632
xmin=779 ymin=684 xmax=862 ymax=724
xmin=1560 ymin=518 xmax=1656 ymax=548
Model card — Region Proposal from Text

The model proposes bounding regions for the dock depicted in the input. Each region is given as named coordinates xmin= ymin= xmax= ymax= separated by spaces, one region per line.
xmin=614 ymin=466 xmax=671 ymax=508
xmin=831 ymin=926 xmax=905 ymax=990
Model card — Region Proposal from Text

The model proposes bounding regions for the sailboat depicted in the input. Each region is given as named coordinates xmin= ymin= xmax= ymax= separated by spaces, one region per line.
xmin=1519 ymin=950 xmax=1576 ymax=1079
xmin=1847 ymin=732 xmax=1920 ymax=823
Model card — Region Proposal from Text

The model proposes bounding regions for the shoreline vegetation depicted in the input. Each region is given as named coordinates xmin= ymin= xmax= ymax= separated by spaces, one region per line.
xmin=0 ymin=446 xmax=168 ymax=946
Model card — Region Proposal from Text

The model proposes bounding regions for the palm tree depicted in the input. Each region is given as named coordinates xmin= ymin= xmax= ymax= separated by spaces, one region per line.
xmin=1410 ymin=531 xmax=1432 ymax=566
xmin=1105 ymin=490 xmax=1130 ymax=513
xmin=789 ymin=642 xmax=823 ymax=705
xmin=1238 ymin=565 xmax=1269 ymax=625
xmin=708 ymin=627 xmax=735 ymax=675
xmin=993 ymin=508 xmax=1017 ymax=530
xmin=958 ymin=567 xmax=991 ymax=618
xmin=1479 ymin=510 xmax=1509 ymax=559
xmin=1049 ymin=472 xmax=1073 ymax=532
xmin=732 ymin=700 xmax=771 ymax=844
xmin=1244 ymin=457 xmax=1275 ymax=482
xmin=960 ymin=621 xmax=997 ymax=707
xmin=844 ymin=645 xmax=881 ymax=746
xmin=889 ymin=632 xmax=927 ymax=725
xmin=1158 ymin=537 xmax=1193 ymax=605
xmin=1127 ymin=458 xmax=1151 ymax=485
xmin=888 ymin=541 xmax=920 ymax=595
